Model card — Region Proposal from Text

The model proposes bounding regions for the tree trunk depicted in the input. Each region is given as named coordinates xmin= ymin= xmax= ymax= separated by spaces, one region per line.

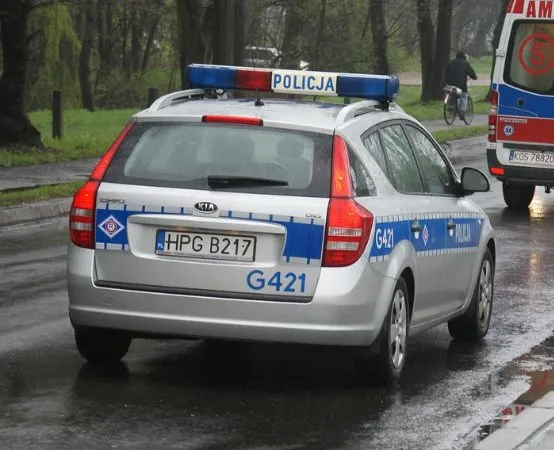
xmin=79 ymin=0 xmax=96 ymax=111
xmin=281 ymin=1 xmax=306 ymax=69
xmin=176 ymin=0 xmax=207 ymax=88
xmin=213 ymin=0 xmax=234 ymax=65
xmin=0 ymin=0 xmax=43 ymax=148
xmin=233 ymin=0 xmax=246 ymax=66
xmin=312 ymin=0 xmax=327 ymax=71
xmin=416 ymin=0 xmax=435 ymax=101
xmin=130 ymin=6 xmax=142 ymax=75
xmin=430 ymin=0 xmax=453 ymax=100
xmin=141 ymin=16 xmax=161 ymax=73
xmin=369 ymin=0 xmax=390 ymax=75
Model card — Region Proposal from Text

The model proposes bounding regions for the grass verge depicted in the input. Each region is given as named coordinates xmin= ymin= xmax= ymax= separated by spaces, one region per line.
xmin=0 ymin=109 xmax=137 ymax=168
xmin=0 ymin=181 xmax=83 ymax=207
xmin=432 ymin=125 xmax=488 ymax=144
xmin=398 ymin=85 xmax=490 ymax=121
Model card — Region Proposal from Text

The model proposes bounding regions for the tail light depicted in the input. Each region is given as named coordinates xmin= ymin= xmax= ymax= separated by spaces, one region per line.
xmin=322 ymin=135 xmax=374 ymax=267
xmin=490 ymin=166 xmax=505 ymax=176
xmin=69 ymin=122 xmax=134 ymax=248
xmin=488 ymin=90 xmax=499 ymax=143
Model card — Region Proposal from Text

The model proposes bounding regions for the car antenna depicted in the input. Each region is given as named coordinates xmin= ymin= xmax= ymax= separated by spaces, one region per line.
xmin=248 ymin=45 xmax=264 ymax=107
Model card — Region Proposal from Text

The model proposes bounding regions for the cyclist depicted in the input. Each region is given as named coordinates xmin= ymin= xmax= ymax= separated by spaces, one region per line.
xmin=445 ymin=51 xmax=477 ymax=119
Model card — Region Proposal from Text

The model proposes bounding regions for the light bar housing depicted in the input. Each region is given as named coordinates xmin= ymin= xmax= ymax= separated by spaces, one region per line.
xmin=186 ymin=64 xmax=400 ymax=102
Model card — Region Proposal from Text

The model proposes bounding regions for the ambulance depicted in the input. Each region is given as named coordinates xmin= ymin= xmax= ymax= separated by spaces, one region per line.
xmin=488 ymin=0 xmax=554 ymax=209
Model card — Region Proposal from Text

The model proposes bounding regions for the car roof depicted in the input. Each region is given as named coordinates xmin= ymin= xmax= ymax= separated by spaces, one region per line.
xmin=133 ymin=97 xmax=412 ymax=134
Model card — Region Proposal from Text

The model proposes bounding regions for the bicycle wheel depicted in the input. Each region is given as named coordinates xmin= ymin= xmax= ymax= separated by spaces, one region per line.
xmin=443 ymin=94 xmax=456 ymax=125
xmin=463 ymin=96 xmax=474 ymax=125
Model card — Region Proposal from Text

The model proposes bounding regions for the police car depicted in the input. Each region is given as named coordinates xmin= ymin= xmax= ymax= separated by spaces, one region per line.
xmin=67 ymin=64 xmax=496 ymax=382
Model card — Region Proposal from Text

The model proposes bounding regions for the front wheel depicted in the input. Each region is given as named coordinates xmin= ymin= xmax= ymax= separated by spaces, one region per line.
xmin=443 ymin=94 xmax=456 ymax=126
xmin=448 ymin=248 xmax=494 ymax=342
xmin=502 ymin=182 xmax=535 ymax=210
xmin=463 ymin=96 xmax=474 ymax=125
xmin=74 ymin=326 xmax=132 ymax=365
xmin=356 ymin=278 xmax=409 ymax=384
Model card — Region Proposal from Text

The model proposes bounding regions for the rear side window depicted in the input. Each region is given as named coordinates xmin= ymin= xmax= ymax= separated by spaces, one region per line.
xmin=103 ymin=122 xmax=332 ymax=198
xmin=348 ymin=149 xmax=376 ymax=197
xmin=505 ymin=20 xmax=554 ymax=94
xmin=379 ymin=125 xmax=425 ymax=194
xmin=362 ymin=132 xmax=390 ymax=180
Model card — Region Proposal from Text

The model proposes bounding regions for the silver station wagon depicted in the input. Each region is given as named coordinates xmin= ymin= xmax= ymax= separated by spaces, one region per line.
xmin=67 ymin=65 xmax=496 ymax=382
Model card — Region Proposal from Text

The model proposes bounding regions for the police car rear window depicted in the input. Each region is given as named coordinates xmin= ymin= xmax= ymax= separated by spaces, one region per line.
xmin=103 ymin=122 xmax=332 ymax=198
xmin=505 ymin=20 xmax=554 ymax=95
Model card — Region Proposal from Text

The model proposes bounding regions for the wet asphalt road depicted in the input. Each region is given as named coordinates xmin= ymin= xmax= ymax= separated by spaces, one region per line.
xmin=2 ymin=150 xmax=554 ymax=450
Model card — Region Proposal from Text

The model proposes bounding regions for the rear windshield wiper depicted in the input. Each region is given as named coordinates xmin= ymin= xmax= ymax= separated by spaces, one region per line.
xmin=207 ymin=175 xmax=289 ymax=187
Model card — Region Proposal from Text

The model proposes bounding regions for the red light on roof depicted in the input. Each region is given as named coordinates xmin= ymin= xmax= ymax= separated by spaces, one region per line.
xmin=236 ymin=69 xmax=272 ymax=92
xmin=202 ymin=115 xmax=263 ymax=126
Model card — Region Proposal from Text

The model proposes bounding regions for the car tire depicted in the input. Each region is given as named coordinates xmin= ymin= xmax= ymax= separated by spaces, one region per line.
xmin=448 ymin=248 xmax=494 ymax=342
xmin=502 ymin=183 xmax=535 ymax=210
xmin=74 ymin=326 xmax=132 ymax=365
xmin=356 ymin=277 xmax=409 ymax=384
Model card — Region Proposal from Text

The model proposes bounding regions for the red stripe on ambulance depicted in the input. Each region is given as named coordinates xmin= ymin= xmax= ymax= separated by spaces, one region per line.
xmin=498 ymin=116 xmax=554 ymax=145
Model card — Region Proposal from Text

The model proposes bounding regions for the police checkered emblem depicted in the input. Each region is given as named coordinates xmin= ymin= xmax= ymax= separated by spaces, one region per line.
xmin=98 ymin=215 xmax=125 ymax=239
xmin=422 ymin=225 xmax=429 ymax=246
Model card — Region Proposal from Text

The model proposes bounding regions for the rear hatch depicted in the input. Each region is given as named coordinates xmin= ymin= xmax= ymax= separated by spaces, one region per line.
xmin=497 ymin=19 xmax=554 ymax=164
xmin=93 ymin=119 xmax=332 ymax=301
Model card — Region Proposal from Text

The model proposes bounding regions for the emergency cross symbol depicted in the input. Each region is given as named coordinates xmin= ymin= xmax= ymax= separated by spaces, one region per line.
xmin=98 ymin=215 xmax=125 ymax=239
xmin=504 ymin=124 xmax=514 ymax=136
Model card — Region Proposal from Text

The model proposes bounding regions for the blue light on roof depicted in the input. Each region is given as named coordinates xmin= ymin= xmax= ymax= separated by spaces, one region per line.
xmin=337 ymin=74 xmax=400 ymax=101
xmin=187 ymin=65 xmax=237 ymax=90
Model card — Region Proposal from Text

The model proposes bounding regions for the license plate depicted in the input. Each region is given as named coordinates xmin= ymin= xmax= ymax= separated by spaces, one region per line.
xmin=155 ymin=230 xmax=256 ymax=262
xmin=509 ymin=150 xmax=554 ymax=166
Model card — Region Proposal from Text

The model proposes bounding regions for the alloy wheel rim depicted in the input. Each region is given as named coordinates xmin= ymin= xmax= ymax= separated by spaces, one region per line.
xmin=478 ymin=260 xmax=492 ymax=329
xmin=389 ymin=290 xmax=407 ymax=370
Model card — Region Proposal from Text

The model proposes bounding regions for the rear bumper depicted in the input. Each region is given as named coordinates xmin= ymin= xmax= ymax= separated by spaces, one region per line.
xmin=487 ymin=148 xmax=554 ymax=186
xmin=67 ymin=245 xmax=394 ymax=347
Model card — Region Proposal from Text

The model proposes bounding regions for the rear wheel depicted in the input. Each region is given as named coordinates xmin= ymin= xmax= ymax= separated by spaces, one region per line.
xmin=443 ymin=94 xmax=456 ymax=125
xmin=448 ymin=248 xmax=494 ymax=342
xmin=74 ymin=326 xmax=132 ymax=365
xmin=502 ymin=182 xmax=535 ymax=210
xmin=356 ymin=278 xmax=409 ymax=384
xmin=463 ymin=96 xmax=474 ymax=125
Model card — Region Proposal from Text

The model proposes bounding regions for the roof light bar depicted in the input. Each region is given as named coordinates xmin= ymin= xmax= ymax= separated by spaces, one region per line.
xmin=186 ymin=64 xmax=400 ymax=102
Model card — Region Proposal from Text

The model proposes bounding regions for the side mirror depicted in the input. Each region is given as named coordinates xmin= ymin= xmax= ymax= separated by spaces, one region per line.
xmin=460 ymin=167 xmax=490 ymax=196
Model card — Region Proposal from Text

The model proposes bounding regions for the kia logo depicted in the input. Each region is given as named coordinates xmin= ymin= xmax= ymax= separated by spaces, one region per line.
xmin=194 ymin=202 xmax=218 ymax=214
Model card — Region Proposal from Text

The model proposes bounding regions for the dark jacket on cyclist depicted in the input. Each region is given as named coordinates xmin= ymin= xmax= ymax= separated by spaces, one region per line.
xmin=445 ymin=51 xmax=477 ymax=92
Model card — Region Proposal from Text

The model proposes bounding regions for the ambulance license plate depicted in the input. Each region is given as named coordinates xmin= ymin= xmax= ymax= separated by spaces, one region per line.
xmin=509 ymin=150 xmax=554 ymax=166
xmin=155 ymin=230 xmax=256 ymax=262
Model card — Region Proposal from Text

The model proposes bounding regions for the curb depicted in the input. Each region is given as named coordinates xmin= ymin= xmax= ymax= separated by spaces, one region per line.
xmin=0 ymin=135 xmax=487 ymax=229
xmin=475 ymin=392 xmax=554 ymax=449
xmin=0 ymin=198 xmax=71 ymax=227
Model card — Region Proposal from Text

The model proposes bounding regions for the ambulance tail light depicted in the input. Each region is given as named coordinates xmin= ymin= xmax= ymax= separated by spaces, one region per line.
xmin=70 ymin=122 xmax=134 ymax=249
xmin=489 ymin=90 xmax=499 ymax=143
xmin=323 ymin=135 xmax=374 ymax=268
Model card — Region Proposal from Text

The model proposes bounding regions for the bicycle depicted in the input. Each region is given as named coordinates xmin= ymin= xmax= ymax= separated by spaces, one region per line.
xmin=443 ymin=84 xmax=474 ymax=126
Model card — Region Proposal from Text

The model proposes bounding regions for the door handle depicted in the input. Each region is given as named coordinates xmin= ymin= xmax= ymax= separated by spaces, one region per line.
xmin=411 ymin=220 xmax=421 ymax=233
xmin=447 ymin=219 xmax=457 ymax=230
